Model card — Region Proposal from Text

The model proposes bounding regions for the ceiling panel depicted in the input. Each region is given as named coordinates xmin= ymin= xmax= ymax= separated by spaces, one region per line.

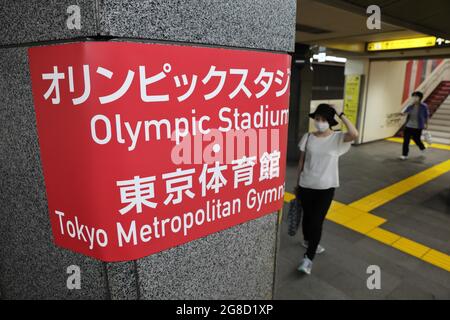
xmin=296 ymin=0 xmax=450 ymax=56
xmin=320 ymin=0 xmax=450 ymax=38
xmin=296 ymin=0 xmax=403 ymax=42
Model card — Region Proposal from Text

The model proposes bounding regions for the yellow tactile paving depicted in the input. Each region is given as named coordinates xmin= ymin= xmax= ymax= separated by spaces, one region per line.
xmin=349 ymin=159 xmax=450 ymax=212
xmin=422 ymin=250 xmax=450 ymax=272
xmin=343 ymin=213 xmax=386 ymax=234
xmin=391 ymin=238 xmax=431 ymax=259
xmin=284 ymin=192 xmax=296 ymax=203
xmin=326 ymin=205 xmax=365 ymax=225
xmin=366 ymin=228 xmax=401 ymax=245
xmin=349 ymin=193 xmax=397 ymax=212
xmin=282 ymin=161 xmax=450 ymax=273
xmin=386 ymin=137 xmax=450 ymax=151
xmin=330 ymin=200 xmax=346 ymax=211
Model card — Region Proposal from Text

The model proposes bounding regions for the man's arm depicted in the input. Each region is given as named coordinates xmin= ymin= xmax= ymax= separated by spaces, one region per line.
xmin=400 ymin=105 xmax=410 ymax=114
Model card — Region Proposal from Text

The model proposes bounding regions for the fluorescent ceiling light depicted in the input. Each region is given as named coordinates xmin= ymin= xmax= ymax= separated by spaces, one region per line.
xmin=312 ymin=54 xmax=347 ymax=63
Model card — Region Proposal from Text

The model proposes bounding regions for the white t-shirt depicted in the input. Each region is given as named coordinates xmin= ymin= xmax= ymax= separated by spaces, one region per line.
xmin=298 ymin=131 xmax=352 ymax=190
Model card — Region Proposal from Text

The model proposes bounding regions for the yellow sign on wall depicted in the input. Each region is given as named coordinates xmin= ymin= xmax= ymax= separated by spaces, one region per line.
xmin=367 ymin=36 xmax=436 ymax=51
xmin=343 ymin=75 xmax=362 ymax=127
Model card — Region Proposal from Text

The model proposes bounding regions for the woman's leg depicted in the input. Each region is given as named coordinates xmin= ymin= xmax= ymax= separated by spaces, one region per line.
xmin=402 ymin=127 xmax=412 ymax=156
xmin=411 ymin=128 xmax=425 ymax=150
xmin=299 ymin=187 xmax=312 ymax=243
xmin=305 ymin=188 xmax=335 ymax=260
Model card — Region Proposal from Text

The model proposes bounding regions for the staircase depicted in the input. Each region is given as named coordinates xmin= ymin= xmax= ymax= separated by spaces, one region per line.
xmin=396 ymin=81 xmax=450 ymax=140
xmin=424 ymin=81 xmax=450 ymax=117
xmin=427 ymin=94 xmax=450 ymax=145
xmin=395 ymin=58 xmax=450 ymax=143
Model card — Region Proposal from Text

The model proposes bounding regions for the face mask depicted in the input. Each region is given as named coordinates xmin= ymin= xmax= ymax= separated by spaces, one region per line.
xmin=314 ymin=120 xmax=329 ymax=132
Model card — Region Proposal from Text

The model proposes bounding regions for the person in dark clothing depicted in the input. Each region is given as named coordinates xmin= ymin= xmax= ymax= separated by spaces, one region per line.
xmin=400 ymin=91 xmax=430 ymax=160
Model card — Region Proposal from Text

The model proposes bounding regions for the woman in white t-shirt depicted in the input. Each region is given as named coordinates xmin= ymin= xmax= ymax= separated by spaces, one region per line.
xmin=296 ymin=103 xmax=358 ymax=275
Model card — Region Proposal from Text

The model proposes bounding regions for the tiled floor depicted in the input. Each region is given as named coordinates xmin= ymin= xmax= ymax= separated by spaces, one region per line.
xmin=274 ymin=140 xmax=450 ymax=299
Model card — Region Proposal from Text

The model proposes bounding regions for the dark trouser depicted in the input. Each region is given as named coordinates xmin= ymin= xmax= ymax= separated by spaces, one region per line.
xmin=298 ymin=186 xmax=335 ymax=261
xmin=402 ymin=127 xmax=425 ymax=156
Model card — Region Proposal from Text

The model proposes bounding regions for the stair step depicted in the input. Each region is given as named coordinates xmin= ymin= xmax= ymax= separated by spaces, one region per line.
xmin=438 ymin=104 xmax=450 ymax=110
xmin=428 ymin=98 xmax=446 ymax=103
xmin=429 ymin=118 xmax=450 ymax=126
xmin=433 ymin=104 xmax=450 ymax=109
xmin=427 ymin=130 xmax=450 ymax=139
xmin=430 ymin=136 xmax=450 ymax=145
xmin=427 ymin=124 xmax=450 ymax=132
xmin=432 ymin=114 xmax=450 ymax=121
xmin=437 ymin=109 xmax=450 ymax=115
xmin=431 ymin=94 xmax=447 ymax=99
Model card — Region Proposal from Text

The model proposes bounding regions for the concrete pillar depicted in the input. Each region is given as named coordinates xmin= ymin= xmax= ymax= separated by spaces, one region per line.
xmin=0 ymin=0 xmax=296 ymax=299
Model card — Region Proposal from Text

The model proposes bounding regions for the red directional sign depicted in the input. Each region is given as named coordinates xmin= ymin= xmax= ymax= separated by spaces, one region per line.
xmin=28 ymin=42 xmax=291 ymax=261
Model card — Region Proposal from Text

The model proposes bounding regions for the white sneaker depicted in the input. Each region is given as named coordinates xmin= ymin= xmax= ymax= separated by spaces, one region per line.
xmin=297 ymin=257 xmax=313 ymax=275
xmin=301 ymin=240 xmax=326 ymax=254
xmin=399 ymin=155 xmax=408 ymax=160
